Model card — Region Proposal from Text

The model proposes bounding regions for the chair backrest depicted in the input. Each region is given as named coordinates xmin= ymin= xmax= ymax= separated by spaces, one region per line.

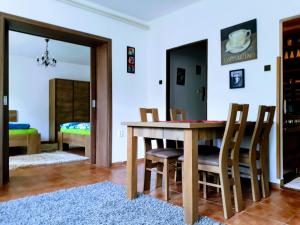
xmin=170 ymin=108 xmax=186 ymax=121
xmin=139 ymin=108 xmax=164 ymax=149
xmin=249 ymin=105 xmax=275 ymax=162
xmin=170 ymin=108 xmax=186 ymax=148
xmin=219 ymin=103 xmax=249 ymax=169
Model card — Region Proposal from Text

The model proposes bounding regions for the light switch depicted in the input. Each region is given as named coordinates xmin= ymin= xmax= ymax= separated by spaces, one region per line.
xmin=264 ymin=65 xmax=271 ymax=71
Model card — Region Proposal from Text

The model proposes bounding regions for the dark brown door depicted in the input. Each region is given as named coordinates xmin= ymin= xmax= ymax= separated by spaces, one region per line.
xmin=0 ymin=16 xmax=9 ymax=184
xmin=282 ymin=20 xmax=300 ymax=182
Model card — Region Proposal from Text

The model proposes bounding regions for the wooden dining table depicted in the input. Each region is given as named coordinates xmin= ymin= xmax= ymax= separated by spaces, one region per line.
xmin=122 ymin=121 xmax=256 ymax=224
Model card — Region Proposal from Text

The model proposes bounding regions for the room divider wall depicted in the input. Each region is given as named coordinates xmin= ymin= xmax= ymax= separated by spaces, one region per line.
xmin=0 ymin=12 xmax=112 ymax=185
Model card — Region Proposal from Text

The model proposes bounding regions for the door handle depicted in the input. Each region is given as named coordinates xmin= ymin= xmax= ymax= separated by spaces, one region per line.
xmin=201 ymin=87 xmax=206 ymax=101
xmin=196 ymin=87 xmax=206 ymax=101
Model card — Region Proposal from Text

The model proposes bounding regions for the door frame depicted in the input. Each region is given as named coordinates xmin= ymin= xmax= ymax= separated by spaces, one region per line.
xmin=0 ymin=12 xmax=112 ymax=185
xmin=166 ymin=39 xmax=208 ymax=120
xmin=277 ymin=14 xmax=300 ymax=181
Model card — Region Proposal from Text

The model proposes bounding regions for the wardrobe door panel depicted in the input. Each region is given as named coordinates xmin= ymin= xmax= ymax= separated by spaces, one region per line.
xmin=74 ymin=81 xmax=90 ymax=122
xmin=56 ymin=79 xmax=74 ymax=127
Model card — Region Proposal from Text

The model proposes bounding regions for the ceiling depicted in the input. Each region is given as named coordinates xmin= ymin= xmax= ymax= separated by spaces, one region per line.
xmin=85 ymin=0 xmax=202 ymax=21
xmin=9 ymin=31 xmax=90 ymax=65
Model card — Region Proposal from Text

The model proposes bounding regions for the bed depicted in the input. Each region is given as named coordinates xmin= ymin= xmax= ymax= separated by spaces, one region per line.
xmin=9 ymin=110 xmax=41 ymax=154
xmin=58 ymin=122 xmax=90 ymax=158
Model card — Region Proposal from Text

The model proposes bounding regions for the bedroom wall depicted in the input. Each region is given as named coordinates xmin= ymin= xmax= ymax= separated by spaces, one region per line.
xmin=147 ymin=0 xmax=300 ymax=183
xmin=1 ymin=0 xmax=150 ymax=162
xmin=9 ymin=54 xmax=90 ymax=141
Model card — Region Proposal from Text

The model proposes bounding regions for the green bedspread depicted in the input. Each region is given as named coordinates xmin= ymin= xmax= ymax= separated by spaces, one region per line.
xmin=9 ymin=128 xmax=38 ymax=135
xmin=60 ymin=128 xmax=90 ymax=136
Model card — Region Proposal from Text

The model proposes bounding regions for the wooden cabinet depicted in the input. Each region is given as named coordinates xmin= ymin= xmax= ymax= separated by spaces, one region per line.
xmin=49 ymin=79 xmax=90 ymax=142
xmin=283 ymin=32 xmax=300 ymax=179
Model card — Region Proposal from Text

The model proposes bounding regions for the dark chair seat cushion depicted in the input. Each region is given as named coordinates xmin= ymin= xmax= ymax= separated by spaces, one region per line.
xmin=146 ymin=148 xmax=183 ymax=159
xmin=178 ymin=145 xmax=220 ymax=166
xmin=240 ymin=147 xmax=249 ymax=159
xmin=240 ymin=147 xmax=260 ymax=160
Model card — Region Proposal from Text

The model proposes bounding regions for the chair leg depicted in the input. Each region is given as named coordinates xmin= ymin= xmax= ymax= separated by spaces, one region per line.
xmin=261 ymin=154 xmax=270 ymax=198
xmin=163 ymin=159 xmax=170 ymax=201
xmin=219 ymin=170 xmax=233 ymax=219
xmin=156 ymin=163 xmax=163 ymax=188
xmin=232 ymin=164 xmax=244 ymax=212
xmin=143 ymin=158 xmax=152 ymax=192
xmin=198 ymin=171 xmax=201 ymax=191
xmin=214 ymin=174 xmax=220 ymax=194
xmin=182 ymin=162 xmax=184 ymax=185
xmin=203 ymin=171 xmax=207 ymax=199
xmin=174 ymin=161 xmax=182 ymax=182
xmin=249 ymin=163 xmax=261 ymax=202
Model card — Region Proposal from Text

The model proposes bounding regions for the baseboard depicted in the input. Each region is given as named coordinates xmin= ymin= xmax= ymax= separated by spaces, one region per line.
xmin=270 ymin=181 xmax=282 ymax=190
xmin=112 ymin=158 xmax=144 ymax=167
xmin=40 ymin=143 xmax=58 ymax=152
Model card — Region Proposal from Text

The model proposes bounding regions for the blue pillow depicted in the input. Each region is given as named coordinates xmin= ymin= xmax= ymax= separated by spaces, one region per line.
xmin=9 ymin=122 xmax=30 ymax=130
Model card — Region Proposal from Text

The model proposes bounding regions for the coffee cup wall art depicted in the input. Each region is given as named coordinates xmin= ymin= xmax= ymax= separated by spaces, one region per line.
xmin=221 ymin=19 xmax=257 ymax=65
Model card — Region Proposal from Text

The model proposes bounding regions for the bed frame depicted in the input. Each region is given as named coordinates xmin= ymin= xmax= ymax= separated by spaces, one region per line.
xmin=58 ymin=132 xmax=90 ymax=158
xmin=9 ymin=110 xmax=41 ymax=154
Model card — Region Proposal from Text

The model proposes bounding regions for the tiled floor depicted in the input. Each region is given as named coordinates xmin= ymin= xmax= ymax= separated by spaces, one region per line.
xmin=0 ymin=161 xmax=299 ymax=225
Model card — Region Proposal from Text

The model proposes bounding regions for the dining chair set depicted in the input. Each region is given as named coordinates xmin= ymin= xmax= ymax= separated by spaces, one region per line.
xmin=139 ymin=103 xmax=275 ymax=219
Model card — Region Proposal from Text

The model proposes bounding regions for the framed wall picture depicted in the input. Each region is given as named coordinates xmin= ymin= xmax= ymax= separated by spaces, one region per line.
xmin=127 ymin=46 xmax=135 ymax=73
xmin=221 ymin=19 xmax=257 ymax=65
xmin=229 ymin=69 xmax=245 ymax=89
xmin=176 ymin=68 xmax=186 ymax=86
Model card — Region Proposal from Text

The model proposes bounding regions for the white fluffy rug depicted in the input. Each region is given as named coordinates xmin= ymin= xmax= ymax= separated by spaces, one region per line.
xmin=284 ymin=177 xmax=300 ymax=190
xmin=9 ymin=151 xmax=89 ymax=170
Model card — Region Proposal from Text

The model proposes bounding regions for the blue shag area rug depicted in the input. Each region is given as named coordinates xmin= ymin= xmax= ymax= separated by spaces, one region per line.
xmin=0 ymin=182 xmax=223 ymax=225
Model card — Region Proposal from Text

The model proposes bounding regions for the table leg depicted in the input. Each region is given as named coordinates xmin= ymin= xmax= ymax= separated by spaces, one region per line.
xmin=127 ymin=127 xmax=138 ymax=199
xmin=183 ymin=129 xmax=199 ymax=224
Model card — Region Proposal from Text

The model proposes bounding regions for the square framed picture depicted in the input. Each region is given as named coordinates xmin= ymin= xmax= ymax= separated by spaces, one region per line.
xmin=127 ymin=46 xmax=135 ymax=74
xmin=221 ymin=19 xmax=257 ymax=65
xmin=176 ymin=68 xmax=186 ymax=86
xmin=229 ymin=69 xmax=245 ymax=89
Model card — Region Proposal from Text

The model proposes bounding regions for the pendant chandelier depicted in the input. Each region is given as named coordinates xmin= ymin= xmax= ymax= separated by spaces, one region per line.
xmin=36 ymin=38 xmax=57 ymax=67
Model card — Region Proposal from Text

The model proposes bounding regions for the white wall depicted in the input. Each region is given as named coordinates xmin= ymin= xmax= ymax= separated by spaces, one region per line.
xmin=3 ymin=0 xmax=300 ymax=183
xmin=1 ymin=0 xmax=149 ymax=163
xmin=9 ymin=54 xmax=89 ymax=141
xmin=147 ymin=0 xmax=300 ymax=183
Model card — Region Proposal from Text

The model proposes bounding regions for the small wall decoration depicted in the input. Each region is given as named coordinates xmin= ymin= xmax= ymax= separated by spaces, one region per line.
xmin=221 ymin=19 xmax=257 ymax=65
xmin=127 ymin=46 xmax=135 ymax=73
xmin=176 ymin=68 xmax=186 ymax=86
xmin=196 ymin=65 xmax=202 ymax=75
xmin=229 ymin=69 xmax=245 ymax=89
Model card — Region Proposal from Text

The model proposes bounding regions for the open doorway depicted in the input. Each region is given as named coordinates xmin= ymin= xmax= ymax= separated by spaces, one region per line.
xmin=281 ymin=17 xmax=300 ymax=190
xmin=0 ymin=13 xmax=112 ymax=185
xmin=166 ymin=40 xmax=208 ymax=120
xmin=8 ymin=31 xmax=91 ymax=170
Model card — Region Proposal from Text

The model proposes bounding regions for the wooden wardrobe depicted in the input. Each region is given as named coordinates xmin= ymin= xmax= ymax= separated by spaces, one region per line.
xmin=49 ymin=78 xmax=90 ymax=142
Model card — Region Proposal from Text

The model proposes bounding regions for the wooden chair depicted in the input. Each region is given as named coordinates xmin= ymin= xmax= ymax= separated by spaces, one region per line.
xmin=179 ymin=103 xmax=249 ymax=219
xmin=170 ymin=108 xmax=186 ymax=149
xmin=239 ymin=105 xmax=275 ymax=202
xmin=170 ymin=108 xmax=186 ymax=121
xmin=140 ymin=108 xmax=183 ymax=201
xmin=170 ymin=108 xmax=186 ymax=182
